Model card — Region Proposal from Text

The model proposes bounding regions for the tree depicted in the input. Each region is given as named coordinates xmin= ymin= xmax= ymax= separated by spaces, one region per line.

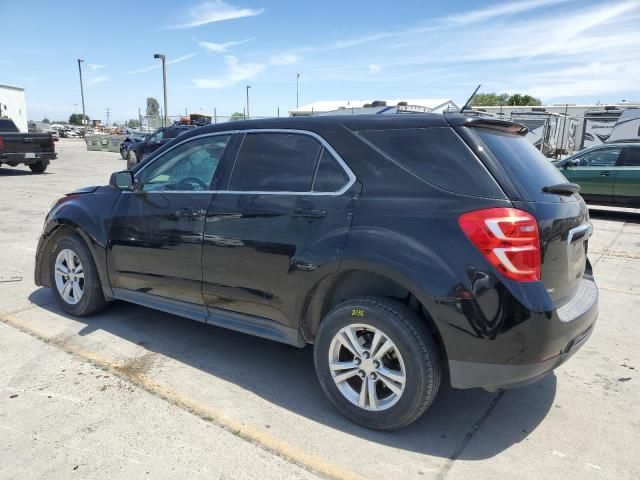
xmin=42 ymin=118 xmax=50 ymax=123
xmin=470 ymin=92 xmax=541 ymax=107
xmin=69 ymin=113 xmax=90 ymax=125
xmin=146 ymin=97 xmax=160 ymax=117
xmin=506 ymin=94 xmax=542 ymax=106
xmin=229 ymin=111 xmax=245 ymax=121
xmin=126 ymin=119 xmax=141 ymax=128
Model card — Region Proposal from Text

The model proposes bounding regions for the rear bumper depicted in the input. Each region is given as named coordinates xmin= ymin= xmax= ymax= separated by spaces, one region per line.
xmin=1 ymin=152 xmax=57 ymax=164
xmin=446 ymin=277 xmax=598 ymax=390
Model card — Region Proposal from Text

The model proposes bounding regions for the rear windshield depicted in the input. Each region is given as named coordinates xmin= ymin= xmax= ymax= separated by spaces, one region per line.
xmin=472 ymin=128 xmax=570 ymax=202
xmin=358 ymin=127 xmax=504 ymax=198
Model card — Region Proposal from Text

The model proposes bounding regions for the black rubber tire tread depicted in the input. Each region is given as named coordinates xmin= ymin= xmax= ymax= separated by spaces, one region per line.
xmin=29 ymin=160 xmax=49 ymax=173
xmin=126 ymin=150 xmax=138 ymax=169
xmin=314 ymin=296 xmax=441 ymax=431
xmin=49 ymin=233 xmax=107 ymax=316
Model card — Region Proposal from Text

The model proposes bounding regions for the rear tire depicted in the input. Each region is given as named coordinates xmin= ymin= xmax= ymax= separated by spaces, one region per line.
xmin=314 ymin=297 xmax=441 ymax=430
xmin=49 ymin=234 xmax=107 ymax=316
xmin=29 ymin=160 xmax=49 ymax=173
xmin=127 ymin=150 xmax=139 ymax=169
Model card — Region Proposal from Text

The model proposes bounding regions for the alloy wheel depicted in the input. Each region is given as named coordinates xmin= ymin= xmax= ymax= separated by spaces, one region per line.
xmin=54 ymin=249 xmax=85 ymax=305
xmin=328 ymin=323 xmax=406 ymax=411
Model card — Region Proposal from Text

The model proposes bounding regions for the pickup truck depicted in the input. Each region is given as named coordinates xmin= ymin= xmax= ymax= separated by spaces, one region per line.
xmin=0 ymin=118 xmax=57 ymax=173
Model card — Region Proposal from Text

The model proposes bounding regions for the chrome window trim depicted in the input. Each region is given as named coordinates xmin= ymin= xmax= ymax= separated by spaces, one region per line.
xmin=131 ymin=128 xmax=356 ymax=196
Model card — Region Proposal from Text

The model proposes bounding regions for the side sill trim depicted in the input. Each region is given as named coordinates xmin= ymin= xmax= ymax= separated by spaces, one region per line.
xmin=111 ymin=288 xmax=304 ymax=347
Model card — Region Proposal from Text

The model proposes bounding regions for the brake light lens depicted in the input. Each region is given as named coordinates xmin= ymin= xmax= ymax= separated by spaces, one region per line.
xmin=0 ymin=136 xmax=4 ymax=151
xmin=459 ymin=207 xmax=541 ymax=282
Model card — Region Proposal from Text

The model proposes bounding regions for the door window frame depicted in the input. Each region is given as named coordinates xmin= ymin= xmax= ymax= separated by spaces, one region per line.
xmin=133 ymin=132 xmax=236 ymax=193
xmin=134 ymin=129 xmax=356 ymax=196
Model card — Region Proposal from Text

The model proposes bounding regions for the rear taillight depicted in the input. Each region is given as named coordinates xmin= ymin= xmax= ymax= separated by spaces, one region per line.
xmin=0 ymin=136 xmax=4 ymax=151
xmin=458 ymin=207 xmax=541 ymax=282
xmin=50 ymin=136 xmax=55 ymax=151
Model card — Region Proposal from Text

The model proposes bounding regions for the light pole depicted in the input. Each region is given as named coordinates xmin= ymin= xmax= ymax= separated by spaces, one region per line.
xmin=246 ymin=85 xmax=251 ymax=120
xmin=74 ymin=103 xmax=78 ymax=115
xmin=77 ymin=59 xmax=87 ymax=130
xmin=154 ymin=53 xmax=167 ymax=127
xmin=296 ymin=73 xmax=300 ymax=108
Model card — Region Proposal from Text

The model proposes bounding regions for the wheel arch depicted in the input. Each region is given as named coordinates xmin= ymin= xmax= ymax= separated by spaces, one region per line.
xmin=301 ymin=263 xmax=449 ymax=363
xmin=36 ymin=218 xmax=113 ymax=299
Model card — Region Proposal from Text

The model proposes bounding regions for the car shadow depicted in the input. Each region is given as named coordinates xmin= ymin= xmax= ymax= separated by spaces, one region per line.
xmin=27 ymin=288 xmax=556 ymax=460
xmin=588 ymin=207 xmax=640 ymax=224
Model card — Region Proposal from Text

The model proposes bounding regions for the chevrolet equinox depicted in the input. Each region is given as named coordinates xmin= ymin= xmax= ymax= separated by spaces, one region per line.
xmin=35 ymin=114 xmax=598 ymax=430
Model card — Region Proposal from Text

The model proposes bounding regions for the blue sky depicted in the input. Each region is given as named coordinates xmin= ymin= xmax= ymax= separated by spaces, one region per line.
xmin=2 ymin=0 xmax=639 ymax=123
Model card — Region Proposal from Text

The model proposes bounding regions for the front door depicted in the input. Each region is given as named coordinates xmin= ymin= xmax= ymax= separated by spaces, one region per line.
xmin=202 ymin=131 xmax=357 ymax=330
xmin=108 ymin=133 xmax=233 ymax=309
xmin=563 ymin=146 xmax=621 ymax=203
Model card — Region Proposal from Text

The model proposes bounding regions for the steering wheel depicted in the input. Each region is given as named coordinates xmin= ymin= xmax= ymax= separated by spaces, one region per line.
xmin=176 ymin=177 xmax=208 ymax=191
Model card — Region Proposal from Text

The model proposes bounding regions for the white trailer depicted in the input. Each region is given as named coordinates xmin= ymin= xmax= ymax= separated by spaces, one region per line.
xmin=580 ymin=108 xmax=624 ymax=149
xmin=510 ymin=110 xmax=577 ymax=157
xmin=0 ymin=84 xmax=28 ymax=133
xmin=606 ymin=108 xmax=640 ymax=143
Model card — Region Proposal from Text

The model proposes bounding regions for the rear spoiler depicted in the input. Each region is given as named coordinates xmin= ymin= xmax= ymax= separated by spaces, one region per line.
xmin=444 ymin=114 xmax=528 ymax=136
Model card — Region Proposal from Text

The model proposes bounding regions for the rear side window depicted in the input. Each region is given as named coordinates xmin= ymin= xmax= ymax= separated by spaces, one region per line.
xmin=358 ymin=127 xmax=502 ymax=198
xmin=313 ymin=149 xmax=349 ymax=192
xmin=473 ymin=128 xmax=570 ymax=202
xmin=621 ymin=146 xmax=640 ymax=166
xmin=229 ymin=132 xmax=322 ymax=192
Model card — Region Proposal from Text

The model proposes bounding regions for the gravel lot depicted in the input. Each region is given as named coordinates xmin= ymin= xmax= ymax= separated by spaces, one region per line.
xmin=1 ymin=139 xmax=639 ymax=479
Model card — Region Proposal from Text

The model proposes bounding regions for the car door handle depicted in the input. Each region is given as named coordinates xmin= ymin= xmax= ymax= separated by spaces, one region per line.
xmin=175 ymin=208 xmax=202 ymax=219
xmin=291 ymin=208 xmax=327 ymax=218
xmin=600 ymin=171 xmax=611 ymax=177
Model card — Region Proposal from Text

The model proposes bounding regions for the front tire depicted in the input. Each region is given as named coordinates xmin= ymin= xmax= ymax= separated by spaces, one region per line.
xmin=314 ymin=297 xmax=441 ymax=430
xmin=29 ymin=160 xmax=49 ymax=173
xmin=49 ymin=234 xmax=107 ymax=316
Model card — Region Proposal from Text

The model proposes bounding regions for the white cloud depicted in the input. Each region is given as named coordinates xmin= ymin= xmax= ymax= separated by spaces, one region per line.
xmin=124 ymin=52 xmax=197 ymax=74
xmin=86 ymin=75 xmax=109 ymax=85
xmin=169 ymin=0 xmax=263 ymax=29
xmin=199 ymin=38 xmax=254 ymax=53
xmin=368 ymin=64 xmax=381 ymax=73
xmin=444 ymin=0 xmax=569 ymax=25
xmin=87 ymin=63 xmax=105 ymax=70
xmin=192 ymin=55 xmax=266 ymax=88
xmin=268 ymin=53 xmax=299 ymax=66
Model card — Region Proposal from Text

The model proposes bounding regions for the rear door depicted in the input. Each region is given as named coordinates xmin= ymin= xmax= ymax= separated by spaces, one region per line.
xmin=202 ymin=130 xmax=357 ymax=328
xmin=613 ymin=145 xmax=640 ymax=206
xmin=562 ymin=146 xmax=621 ymax=203
xmin=466 ymin=127 xmax=591 ymax=304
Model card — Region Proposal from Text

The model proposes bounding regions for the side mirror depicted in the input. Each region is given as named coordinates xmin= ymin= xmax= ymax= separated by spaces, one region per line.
xmin=110 ymin=170 xmax=134 ymax=190
xmin=563 ymin=160 xmax=576 ymax=169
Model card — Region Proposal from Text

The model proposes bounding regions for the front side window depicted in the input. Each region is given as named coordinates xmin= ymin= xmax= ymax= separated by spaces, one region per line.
xmin=229 ymin=132 xmax=322 ymax=192
xmin=138 ymin=135 xmax=231 ymax=191
xmin=150 ymin=129 xmax=165 ymax=142
xmin=575 ymin=148 xmax=620 ymax=167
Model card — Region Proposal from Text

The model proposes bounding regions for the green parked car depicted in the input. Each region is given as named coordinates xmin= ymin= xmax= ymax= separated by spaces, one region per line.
xmin=555 ymin=143 xmax=640 ymax=207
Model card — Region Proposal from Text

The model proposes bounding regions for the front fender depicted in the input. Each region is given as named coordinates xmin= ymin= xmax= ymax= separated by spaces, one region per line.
xmin=35 ymin=187 xmax=120 ymax=298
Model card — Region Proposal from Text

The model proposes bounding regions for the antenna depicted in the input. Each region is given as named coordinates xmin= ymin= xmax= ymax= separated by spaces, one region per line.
xmin=460 ymin=84 xmax=481 ymax=113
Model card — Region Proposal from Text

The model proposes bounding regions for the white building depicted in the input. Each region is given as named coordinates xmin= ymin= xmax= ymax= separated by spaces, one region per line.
xmin=0 ymin=84 xmax=27 ymax=132
xmin=289 ymin=98 xmax=458 ymax=116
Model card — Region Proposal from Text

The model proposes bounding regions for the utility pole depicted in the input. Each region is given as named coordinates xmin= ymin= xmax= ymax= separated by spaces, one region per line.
xmin=214 ymin=107 xmax=217 ymax=124
xmin=296 ymin=73 xmax=300 ymax=108
xmin=77 ymin=59 xmax=87 ymax=130
xmin=246 ymin=85 xmax=251 ymax=120
xmin=154 ymin=53 xmax=167 ymax=127
xmin=105 ymin=108 xmax=110 ymax=126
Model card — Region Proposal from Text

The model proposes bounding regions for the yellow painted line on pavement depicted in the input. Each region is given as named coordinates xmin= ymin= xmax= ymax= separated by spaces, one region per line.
xmin=0 ymin=308 xmax=364 ymax=480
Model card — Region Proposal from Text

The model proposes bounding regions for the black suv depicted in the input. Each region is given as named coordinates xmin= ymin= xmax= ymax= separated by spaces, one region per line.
xmin=126 ymin=124 xmax=195 ymax=168
xmin=35 ymin=114 xmax=598 ymax=430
